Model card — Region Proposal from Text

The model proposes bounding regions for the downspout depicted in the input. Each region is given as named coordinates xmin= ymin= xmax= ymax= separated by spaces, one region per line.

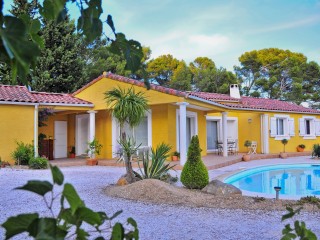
xmin=34 ymin=104 xmax=39 ymax=157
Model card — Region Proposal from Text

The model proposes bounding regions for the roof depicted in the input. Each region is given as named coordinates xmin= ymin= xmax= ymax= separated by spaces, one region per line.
xmin=73 ymin=72 xmax=187 ymax=97
xmin=0 ymin=85 xmax=92 ymax=105
xmin=189 ymin=92 xmax=320 ymax=114
xmin=74 ymin=73 xmax=320 ymax=114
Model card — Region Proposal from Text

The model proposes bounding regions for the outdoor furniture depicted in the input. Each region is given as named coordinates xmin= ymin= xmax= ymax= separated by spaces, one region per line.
xmin=217 ymin=139 xmax=238 ymax=155
xmin=248 ymin=141 xmax=257 ymax=154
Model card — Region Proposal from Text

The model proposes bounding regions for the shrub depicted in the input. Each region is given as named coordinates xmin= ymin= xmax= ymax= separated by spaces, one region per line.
xmin=29 ymin=157 xmax=48 ymax=169
xmin=11 ymin=142 xmax=34 ymax=165
xmin=180 ymin=135 xmax=209 ymax=189
xmin=298 ymin=144 xmax=306 ymax=149
xmin=312 ymin=144 xmax=320 ymax=158
xmin=137 ymin=143 xmax=176 ymax=180
xmin=281 ymin=138 xmax=288 ymax=153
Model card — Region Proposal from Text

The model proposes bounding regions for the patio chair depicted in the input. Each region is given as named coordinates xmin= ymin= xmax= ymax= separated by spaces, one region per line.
xmin=248 ymin=141 xmax=257 ymax=154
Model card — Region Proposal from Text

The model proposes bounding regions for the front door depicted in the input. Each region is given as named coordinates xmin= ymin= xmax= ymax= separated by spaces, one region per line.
xmin=76 ymin=114 xmax=89 ymax=156
xmin=54 ymin=121 xmax=68 ymax=158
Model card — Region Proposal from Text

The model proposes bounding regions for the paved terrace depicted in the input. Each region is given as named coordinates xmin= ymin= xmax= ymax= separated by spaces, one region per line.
xmin=50 ymin=151 xmax=312 ymax=169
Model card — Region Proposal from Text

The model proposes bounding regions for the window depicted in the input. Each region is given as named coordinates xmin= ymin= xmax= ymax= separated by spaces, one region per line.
xmin=299 ymin=117 xmax=320 ymax=139
xmin=122 ymin=117 xmax=148 ymax=146
xmin=276 ymin=118 xmax=284 ymax=135
xmin=270 ymin=115 xmax=294 ymax=139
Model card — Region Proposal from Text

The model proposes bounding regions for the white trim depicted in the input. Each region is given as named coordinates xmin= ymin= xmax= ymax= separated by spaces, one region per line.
xmin=300 ymin=116 xmax=317 ymax=139
xmin=40 ymin=103 xmax=94 ymax=107
xmin=147 ymin=111 xmax=152 ymax=147
xmin=271 ymin=114 xmax=291 ymax=140
xmin=0 ymin=101 xmax=37 ymax=106
xmin=34 ymin=104 xmax=39 ymax=157
xmin=176 ymin=109 xmax=198 ymax=153
xmin=75 ymin=114 xmax=90 ymax=156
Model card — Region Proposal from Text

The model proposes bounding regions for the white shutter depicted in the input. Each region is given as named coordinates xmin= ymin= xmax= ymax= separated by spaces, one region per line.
xmin=299 ymin=118 xmax=305 ymax=136
xmin=315 ymin=119 xmax=320 ymax=136
xmin=270 ymin=117 xmax=277 ymax=137
xmin=289 ymin=118 xmax=295 ymax=136
xmin=311 ymin=119 xmax=316 ymax=136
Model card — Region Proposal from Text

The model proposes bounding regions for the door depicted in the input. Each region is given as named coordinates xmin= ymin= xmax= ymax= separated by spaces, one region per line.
xmin=207 ymin=121 xmax=218 ymax=150
xmin=76 ymin=114 xmax=89 ymax=155
xmin=54 ymin=121 xmax=68 ymax=158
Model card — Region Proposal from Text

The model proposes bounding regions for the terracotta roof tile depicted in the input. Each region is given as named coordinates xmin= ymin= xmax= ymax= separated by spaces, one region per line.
xmin=0 ymin=85 xmax=36 ymax=103
xmin=0 ymin=85 xmax=92 ymax=105
xmin=188 ymin=92 xmax=238 ymax=101
xmin=31 ymin=92 xmax=92 ymax=105
xmin=73 ymin=73 xmax=187 ymax=97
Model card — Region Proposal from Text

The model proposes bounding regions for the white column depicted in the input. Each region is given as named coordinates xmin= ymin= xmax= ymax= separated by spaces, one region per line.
xmin=177 ymin=102 xmax=189 ymax=165
xmin=261 ymin=114 xmax=269 ymax=154
xmin=88 ymin=110 xmax=97 ymax=157
xmin=34 ymin=104 xmax=39 ymax=157
xmin=222 ymin=112 xmax=228 ymax=157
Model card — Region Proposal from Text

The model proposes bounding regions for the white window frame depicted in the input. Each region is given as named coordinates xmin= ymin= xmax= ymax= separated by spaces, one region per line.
xmin=111 ymin=110 xmax=152 ymax=158
xmin=299 ymin=116 xmax=317 ymax=139
xmin=205 ymin=116 xmax=238 ymax=153
xmin=270 ymin=114 xmax=294 ymax=140
xmin=176 ymin=110 xmax=198 ymax=152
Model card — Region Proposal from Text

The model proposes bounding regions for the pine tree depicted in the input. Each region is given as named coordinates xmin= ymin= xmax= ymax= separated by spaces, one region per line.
xmin=31 ymin=17 xmax=87 ymax=93
xmin=10 ymin=0 xmax=39 ymax=18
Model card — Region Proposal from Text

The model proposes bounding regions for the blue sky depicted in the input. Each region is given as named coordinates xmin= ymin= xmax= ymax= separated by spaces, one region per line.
xmin=5 ymin=0 xmax=320 ymax=70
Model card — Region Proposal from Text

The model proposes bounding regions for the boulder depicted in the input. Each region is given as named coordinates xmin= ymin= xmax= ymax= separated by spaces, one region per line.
xmin=202 ymin=180 xmax=242 ymax=196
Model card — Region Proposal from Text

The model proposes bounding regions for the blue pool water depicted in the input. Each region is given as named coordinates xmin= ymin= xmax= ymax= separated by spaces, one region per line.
xmin=224 ymin=164 xmax=320 ymax=197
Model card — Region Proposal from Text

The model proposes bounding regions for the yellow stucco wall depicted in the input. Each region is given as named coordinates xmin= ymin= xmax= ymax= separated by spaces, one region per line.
xmin=75 ymin=77 xmax=183 ymax=110
xmin=0 ymin=104 xmax=34 ymax=164
xmin=208 ymin=110 xmax=320 ymax=154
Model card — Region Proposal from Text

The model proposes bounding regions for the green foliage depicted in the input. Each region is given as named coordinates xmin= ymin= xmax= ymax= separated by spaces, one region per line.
xmin=169 ymin=61 xmax=192 ymax=91
xmin=297 ymin=196 xmax=320 ymax=210
xmin=172 ymin=151 xmax=180 ymax=157
xmin=105 ymin=87 xmax=149 ymax=130
xmin=1 ymin=0 xmax=144 ymax=86
xmin=244 ymin=140 xmax=252 ymax=147
xmin=137 ymin=143 xmax=176 ymax=179
xmin=180 ymin=135 xmax=209 ymax=189
xmin=11 ymin=141 xmax=34 ymax=165
xmin=29 ymin=157 xmax=49 ymax=169
xmin=298 ymin=144 xmax=306 ymax=149
xmin=86 ymin=138 xmax=103 ymax=158
xmin=190 ymin=57 xmax=238 ymax=93
xmin=281 ymin=206 xmax=317 ymax=240
xmin=312 ymin=144 xmax=320 ymax=158
xmin=281 ymin=139 xmax=289 ymax=153
xmin=1 ymin=165 xmax=139 ymax=239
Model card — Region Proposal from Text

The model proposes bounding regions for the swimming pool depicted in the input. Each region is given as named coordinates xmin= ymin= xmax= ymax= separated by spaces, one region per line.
xmin=224 ymin=164 xmax=320 ymax=198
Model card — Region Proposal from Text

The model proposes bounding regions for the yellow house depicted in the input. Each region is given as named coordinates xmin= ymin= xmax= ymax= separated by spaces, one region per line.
xmin=1 ymin=72 xmax=320 ymax=165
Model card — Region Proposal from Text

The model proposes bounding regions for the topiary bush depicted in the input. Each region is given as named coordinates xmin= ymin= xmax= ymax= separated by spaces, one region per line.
xmin=180 ymin=135 xmax=209 ymax=189
xmin=11 ymin=142 xmax=34 ymax=165
xmin=29 ymin=157 xmax=49 ymax=169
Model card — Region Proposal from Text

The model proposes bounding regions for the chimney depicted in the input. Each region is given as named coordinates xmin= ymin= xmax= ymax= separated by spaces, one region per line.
xmin=230 ymin=84 xmax=240 ymax=99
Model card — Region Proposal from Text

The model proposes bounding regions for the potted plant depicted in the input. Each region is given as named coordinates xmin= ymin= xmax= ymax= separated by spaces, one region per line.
xmin=69 ymin=146 xmax=76 ymax=158
xmin=297 ymin=144 xmax=306 ymax=152
xmin=86 ymin=138 xmax=103 ymax=166
xmin=280 ymin=138 xmax=288 ymax=159
xmin=171 ymin=151 xmax=180 ymax=161
xmin=243 ymin=140 xmax=252 ymax=161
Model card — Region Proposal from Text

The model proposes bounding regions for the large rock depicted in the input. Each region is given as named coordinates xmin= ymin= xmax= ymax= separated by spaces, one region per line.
xmin=202 ymin=180 xmax=242 ymax=196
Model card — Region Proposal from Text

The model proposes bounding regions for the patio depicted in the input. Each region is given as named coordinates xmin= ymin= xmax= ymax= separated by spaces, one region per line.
xmin=49 ymin=151 xmax=311 ymax=170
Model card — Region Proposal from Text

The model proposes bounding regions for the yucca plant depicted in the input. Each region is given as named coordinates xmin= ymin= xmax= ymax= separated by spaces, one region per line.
xmin=137 ymin=143 xmax=176 ymax=179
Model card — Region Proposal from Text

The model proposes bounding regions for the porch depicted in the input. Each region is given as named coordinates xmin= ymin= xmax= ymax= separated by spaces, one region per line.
xmin=49 ymin=151 xmax=311 ymax=170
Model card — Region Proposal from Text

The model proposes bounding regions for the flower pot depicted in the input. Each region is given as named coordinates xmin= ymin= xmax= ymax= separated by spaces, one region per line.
xmin=242 ymin=154 xmax=251 ymax=161
xmin=69 ymin=153 xmax=75 ymax=158
xmin=172 ymin=156 xmax=179 ymax=161
xmin=279 ymin=152 xmax=288 ymax=159
xmin=86 ymin=158 xmax=98 ymax=166
xmin=296 ymin=147 xmax=304 ymax=152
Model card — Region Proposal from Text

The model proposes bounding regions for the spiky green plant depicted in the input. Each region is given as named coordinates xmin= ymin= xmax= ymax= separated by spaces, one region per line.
xmin=137 ymin=143 xmax=175 ymax=179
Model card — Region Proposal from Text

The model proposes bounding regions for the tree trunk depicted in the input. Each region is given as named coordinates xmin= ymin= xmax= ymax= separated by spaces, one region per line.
xmin=121 ymin=131 xmax=136 ymax=183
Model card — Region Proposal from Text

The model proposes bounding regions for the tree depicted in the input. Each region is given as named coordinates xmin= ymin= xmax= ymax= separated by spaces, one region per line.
xmin=10 ymin=0 xmax=39 ymax=18
xmin=190 ymin=57 xmax=237 ymax=93
xmin=31 ymin=17 xmax=87 ymax=93
xmin=169 ymin=61 xmax=192 ymax=91
xmin=146 ymin=54 xmax=180 ymax=86
xmin=105 ymin=87 xmax=149 ymax=183
xmin=235 ymin=48 xmax=310 ymax=103
xmin=180 ymin=135 xmax=209 ymax=189
xmin=0 ymin=0 xmax=144 ymax=85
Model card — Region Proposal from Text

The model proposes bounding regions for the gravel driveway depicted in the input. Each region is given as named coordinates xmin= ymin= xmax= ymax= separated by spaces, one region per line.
xmin=1 ymin=165 xmax=319 ymax=240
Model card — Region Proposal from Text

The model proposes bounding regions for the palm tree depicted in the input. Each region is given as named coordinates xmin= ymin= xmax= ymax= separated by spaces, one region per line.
xmin=105 ymin=87 xmax=149 ymax=183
